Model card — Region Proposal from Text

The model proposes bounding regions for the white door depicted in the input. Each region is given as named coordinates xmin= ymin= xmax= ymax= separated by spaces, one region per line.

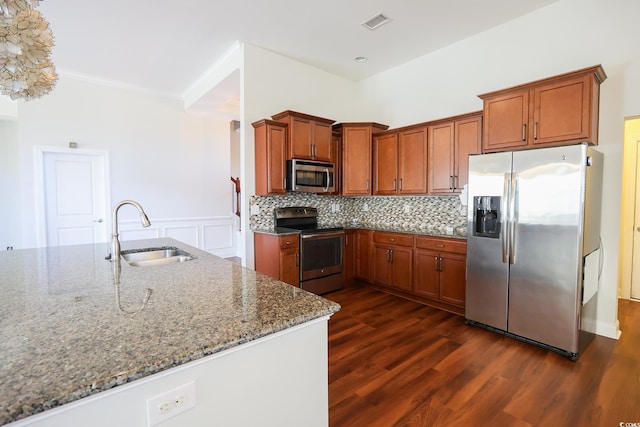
xmin=43 ymin=151 xmax=109 ymax=246
xmin=631 ymin=141 xmax=640 ymax=299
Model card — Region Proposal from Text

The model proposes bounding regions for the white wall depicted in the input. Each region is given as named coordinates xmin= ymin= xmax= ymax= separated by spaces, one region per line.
xmin=10 ymin=76 xmax=232 ymax=249
xmin=0 ymin=121 xmax=20 ymax=250
xmin=357 ymin=0 xmax=640 ymax=338
xmin=241 ymin=43 xmax=360 ymax=267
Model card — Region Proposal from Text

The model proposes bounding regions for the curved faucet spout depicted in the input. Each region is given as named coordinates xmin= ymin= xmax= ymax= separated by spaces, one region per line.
xmin=110 ymin=200 xmax=151 ymax=261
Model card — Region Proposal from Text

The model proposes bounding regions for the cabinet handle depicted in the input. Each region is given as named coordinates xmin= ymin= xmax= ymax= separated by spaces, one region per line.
xmin=534 ymin=122 xmax=538 ymax=140
xmin=449 ymin=176 xmax=454 ymax=190
xmin=439 ymin=256 xmax=444 ymax=272
xmin=283 ymin=177 xmax=286 ymax=189
xmin=390 ymin=249 xmax=394 ymax=263
xmin=434 ymin=256 xmax=439 ymax=271
xmin=522 ymin=124 xmax=527 ymax=141
xmin=296 ymin=252 xmax=299 ymax=267
xmin=400 ymin=178 xmax=403 ymax=191
xmin=393 ymin=179 xmax=397 ymax=191
xmin=366 ymin=180 xmax=369 ymax=191
xmin=345 ymin=235 xmax=349 ymax=246
xmin=453 ymin=175 xmax=458 ymax=190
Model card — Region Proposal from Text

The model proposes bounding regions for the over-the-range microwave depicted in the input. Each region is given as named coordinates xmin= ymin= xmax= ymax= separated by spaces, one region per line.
xmin=286 ymin=159 xmax=335 ymax=193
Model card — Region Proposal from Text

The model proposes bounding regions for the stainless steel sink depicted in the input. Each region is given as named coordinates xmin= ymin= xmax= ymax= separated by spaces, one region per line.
xmin=120 ymin=247 xmax=196 ymax=267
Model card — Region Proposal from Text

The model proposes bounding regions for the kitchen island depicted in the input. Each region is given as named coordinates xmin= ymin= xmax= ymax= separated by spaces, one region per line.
xmin=0 ymin=238 xmax=340 ymax=426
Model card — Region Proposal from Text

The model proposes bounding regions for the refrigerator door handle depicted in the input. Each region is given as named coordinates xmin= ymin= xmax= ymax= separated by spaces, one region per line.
xmin=509 ymin=173 xmax=519 ymax=265
xmin=502 ymin=172 xmax=511 ymax=263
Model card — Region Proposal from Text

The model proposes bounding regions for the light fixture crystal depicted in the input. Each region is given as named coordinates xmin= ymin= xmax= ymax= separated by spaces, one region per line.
xmin=0 ymin=1 xmax=57 ymax=100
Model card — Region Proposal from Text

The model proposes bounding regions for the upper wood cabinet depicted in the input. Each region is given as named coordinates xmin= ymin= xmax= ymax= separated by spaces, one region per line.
xmin=272 ymin=110 xmax=335 ymax=162
xmin=253 ymin=119 xmax=287 ymax=196
xmin=373 ymin=126 xmax=428 ymax=195
xmin=480 ymin=65 xmax=606 ymax=152
xmin=334 ymin=122 xmax=389 ymax=196
xmin=428 ymin=113 xmax=482 ymax=194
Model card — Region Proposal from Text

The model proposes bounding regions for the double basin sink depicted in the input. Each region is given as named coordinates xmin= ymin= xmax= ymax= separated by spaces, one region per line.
xmin=118 ymin=246 xmax=196 ymax=267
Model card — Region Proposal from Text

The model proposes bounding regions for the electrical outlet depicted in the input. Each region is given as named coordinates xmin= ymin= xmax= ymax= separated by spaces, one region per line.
xmin=404 ymin=204 xmax=411 ymax=214
xmin=147 ymin=381 xmax=196 ymax=426
xmin=363 ymin=203 xmax=368 ymax=212
xmin=250 ymin=205 xmax=260 ymax=215
xmin=335 ymin=203 xmax=340 ymax=212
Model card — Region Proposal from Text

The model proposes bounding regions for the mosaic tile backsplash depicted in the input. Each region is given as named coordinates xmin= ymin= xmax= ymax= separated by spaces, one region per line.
xmin=250 ymin=193 xmax=468 ymax=236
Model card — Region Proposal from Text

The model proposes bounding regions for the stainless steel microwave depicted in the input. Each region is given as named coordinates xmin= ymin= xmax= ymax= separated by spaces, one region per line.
xmin=286 ymin=159 xmax=335 ymax=193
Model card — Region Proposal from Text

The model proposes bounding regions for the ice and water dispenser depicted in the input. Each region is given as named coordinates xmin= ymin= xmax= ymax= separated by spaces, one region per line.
xmin=473 ymin=196 xmax=501 ymax=238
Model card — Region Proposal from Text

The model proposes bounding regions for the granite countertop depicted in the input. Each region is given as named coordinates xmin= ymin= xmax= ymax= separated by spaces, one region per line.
xmin=0 ymin=238 xmax=340 ymax=425
xmin=253 ymin=224 xmax=467 ymax=240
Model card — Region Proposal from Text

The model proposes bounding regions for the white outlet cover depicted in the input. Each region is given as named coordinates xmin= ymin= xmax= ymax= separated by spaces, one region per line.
xmin=147 ymin=381 xmax=197 ymax=426
xmin=250 ymin=205 xmax=260 ymax=215
xmin=404 ymin=204 xmax=411 ymax=213
xmin=363 ymin=203 xmax=368 ymax=211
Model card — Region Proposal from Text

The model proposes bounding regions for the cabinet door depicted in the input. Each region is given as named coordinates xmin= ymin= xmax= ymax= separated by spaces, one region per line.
xmin=355 ymin=229 xmax=371 ymax=281
xmin=454 ymin=116 xmax=482 ymax=192
xmin=398 ymin=127 xmax=428 ymax=194
xmin=254 ymin=122 xmax=287 ymax=195
xmin=483 ymin=90 xmax=529 ymax=152
xmin=532 ymin=75 xmax=591 ymax=146
xmin=343 ymin=127 xmax=372 ymax=195
xmin=439 ymin=252 xmax=466 ymax=306
xmin=343 ymin=229 xmax=357 ymax=284
xmin=373 ymin=245 xmax=393 ymax=287
xmin=280 ymin=246 xmax=299 ymax=286
xmin=413 ymin=249 xmax=440 ymax=299
xmin=428 ymin=122 xmax=454 ymax=194
xmin=312 ymin=121 xmax=332 ymax=161
xmin=389 ymin=246 xmax=413 ymax=291
xmin=289 ymin=116 xmax=313 ymax=159
xmin=373 ymin=133 xmax=399 ymax=195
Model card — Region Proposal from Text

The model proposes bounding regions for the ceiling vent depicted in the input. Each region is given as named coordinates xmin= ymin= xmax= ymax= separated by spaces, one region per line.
xmin=362 ymin=13 xmax=391 ymax=30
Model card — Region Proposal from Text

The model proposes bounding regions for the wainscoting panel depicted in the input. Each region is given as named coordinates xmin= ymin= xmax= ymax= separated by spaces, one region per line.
xmin=118 ymin=216 xmax=237 ymax=258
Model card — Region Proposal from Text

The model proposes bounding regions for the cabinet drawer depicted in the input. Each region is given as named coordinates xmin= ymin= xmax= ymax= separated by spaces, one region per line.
xmin=415 ymin=236 xmax=466 ymax=254
xmin=279 ymin=235 xmax=299 ymax=249
xmin=373 ymin=231 xmax=414 ymax=247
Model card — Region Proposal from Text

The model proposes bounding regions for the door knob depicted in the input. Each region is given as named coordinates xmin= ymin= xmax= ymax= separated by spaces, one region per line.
xmin=93 ymin=219 xmax=104 ymax=223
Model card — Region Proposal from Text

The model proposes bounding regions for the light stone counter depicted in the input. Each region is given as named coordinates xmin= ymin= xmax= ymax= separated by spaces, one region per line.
xmin=0 ymin=238 xmax=340 ymax=425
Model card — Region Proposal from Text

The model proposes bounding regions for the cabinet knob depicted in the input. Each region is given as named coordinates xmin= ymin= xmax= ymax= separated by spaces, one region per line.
xmin=389 ymin=238 xmax=395 ymax=242
xmin=435 ymin=244 xmax=445 ymax=248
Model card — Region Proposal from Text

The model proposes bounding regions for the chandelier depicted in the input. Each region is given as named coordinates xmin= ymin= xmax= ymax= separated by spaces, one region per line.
xmin=0 ymin=0 xmax=57 ymax=101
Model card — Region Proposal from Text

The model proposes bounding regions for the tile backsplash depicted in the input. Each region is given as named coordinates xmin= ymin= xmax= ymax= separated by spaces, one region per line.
xmin=250 ymin=193 xmax=467 ymax=234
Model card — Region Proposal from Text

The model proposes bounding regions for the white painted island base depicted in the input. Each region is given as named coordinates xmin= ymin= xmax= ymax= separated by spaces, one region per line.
xmin=8 ymin=317 xmax=331 ymax=427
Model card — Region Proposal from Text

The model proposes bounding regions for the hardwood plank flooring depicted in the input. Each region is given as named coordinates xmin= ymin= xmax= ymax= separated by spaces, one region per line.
xmin=325 ymin=284 xmax=640 ymax=427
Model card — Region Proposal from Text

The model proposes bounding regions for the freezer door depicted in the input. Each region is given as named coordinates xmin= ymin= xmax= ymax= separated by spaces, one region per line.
xmin=466 ymin=151 xmax=512 ymax=330
xmin=507 ymin=144 xmax=587 ymax=353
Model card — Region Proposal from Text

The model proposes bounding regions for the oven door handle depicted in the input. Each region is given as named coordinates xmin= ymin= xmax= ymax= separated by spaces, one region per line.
xmin=301 ymin=231 xmax=345 ymax=239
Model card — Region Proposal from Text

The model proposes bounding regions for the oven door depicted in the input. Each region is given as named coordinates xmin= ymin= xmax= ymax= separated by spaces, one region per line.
xmin=300 ymin=231 xmax=344 ymax=281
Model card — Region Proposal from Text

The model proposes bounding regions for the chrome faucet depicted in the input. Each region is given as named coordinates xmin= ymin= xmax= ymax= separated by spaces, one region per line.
xmin=110 ymin=200 xmax=151 ymax=261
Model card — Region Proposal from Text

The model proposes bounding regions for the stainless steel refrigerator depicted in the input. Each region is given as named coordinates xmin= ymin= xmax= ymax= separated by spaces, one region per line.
xmin=465 ymin=143 xmax=603 ymax=360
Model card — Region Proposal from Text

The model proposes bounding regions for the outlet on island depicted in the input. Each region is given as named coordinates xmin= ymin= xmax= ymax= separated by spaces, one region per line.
xmin=146 ymin=381 xmax=197 ymax=426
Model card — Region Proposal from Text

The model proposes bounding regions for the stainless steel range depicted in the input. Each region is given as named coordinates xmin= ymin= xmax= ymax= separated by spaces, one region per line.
xmin=274 ymin=207 xmax=344 ymax=295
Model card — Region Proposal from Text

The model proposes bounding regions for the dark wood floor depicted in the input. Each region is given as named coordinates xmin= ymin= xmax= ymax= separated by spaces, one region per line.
xmin=324 ymin=284 xmax=640 ymax=427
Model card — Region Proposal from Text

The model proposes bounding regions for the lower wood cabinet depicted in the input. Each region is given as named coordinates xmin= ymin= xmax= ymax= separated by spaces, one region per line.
xmin=346 ymin=229 xmax=466 ymax=315
xmin=354 ymin=229 xmax=373 ymax=282
xmin=413 ymin=236 xmax=466 ymax=308
xmin=254 ymin=233 xmax=299 ymax=286
xmin=372 ymin=231 xmax=414 ymax=291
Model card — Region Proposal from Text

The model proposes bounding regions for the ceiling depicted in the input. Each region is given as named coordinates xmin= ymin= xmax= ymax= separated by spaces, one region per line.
xmin=38 ymin=0 xmax=559 ymax=114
